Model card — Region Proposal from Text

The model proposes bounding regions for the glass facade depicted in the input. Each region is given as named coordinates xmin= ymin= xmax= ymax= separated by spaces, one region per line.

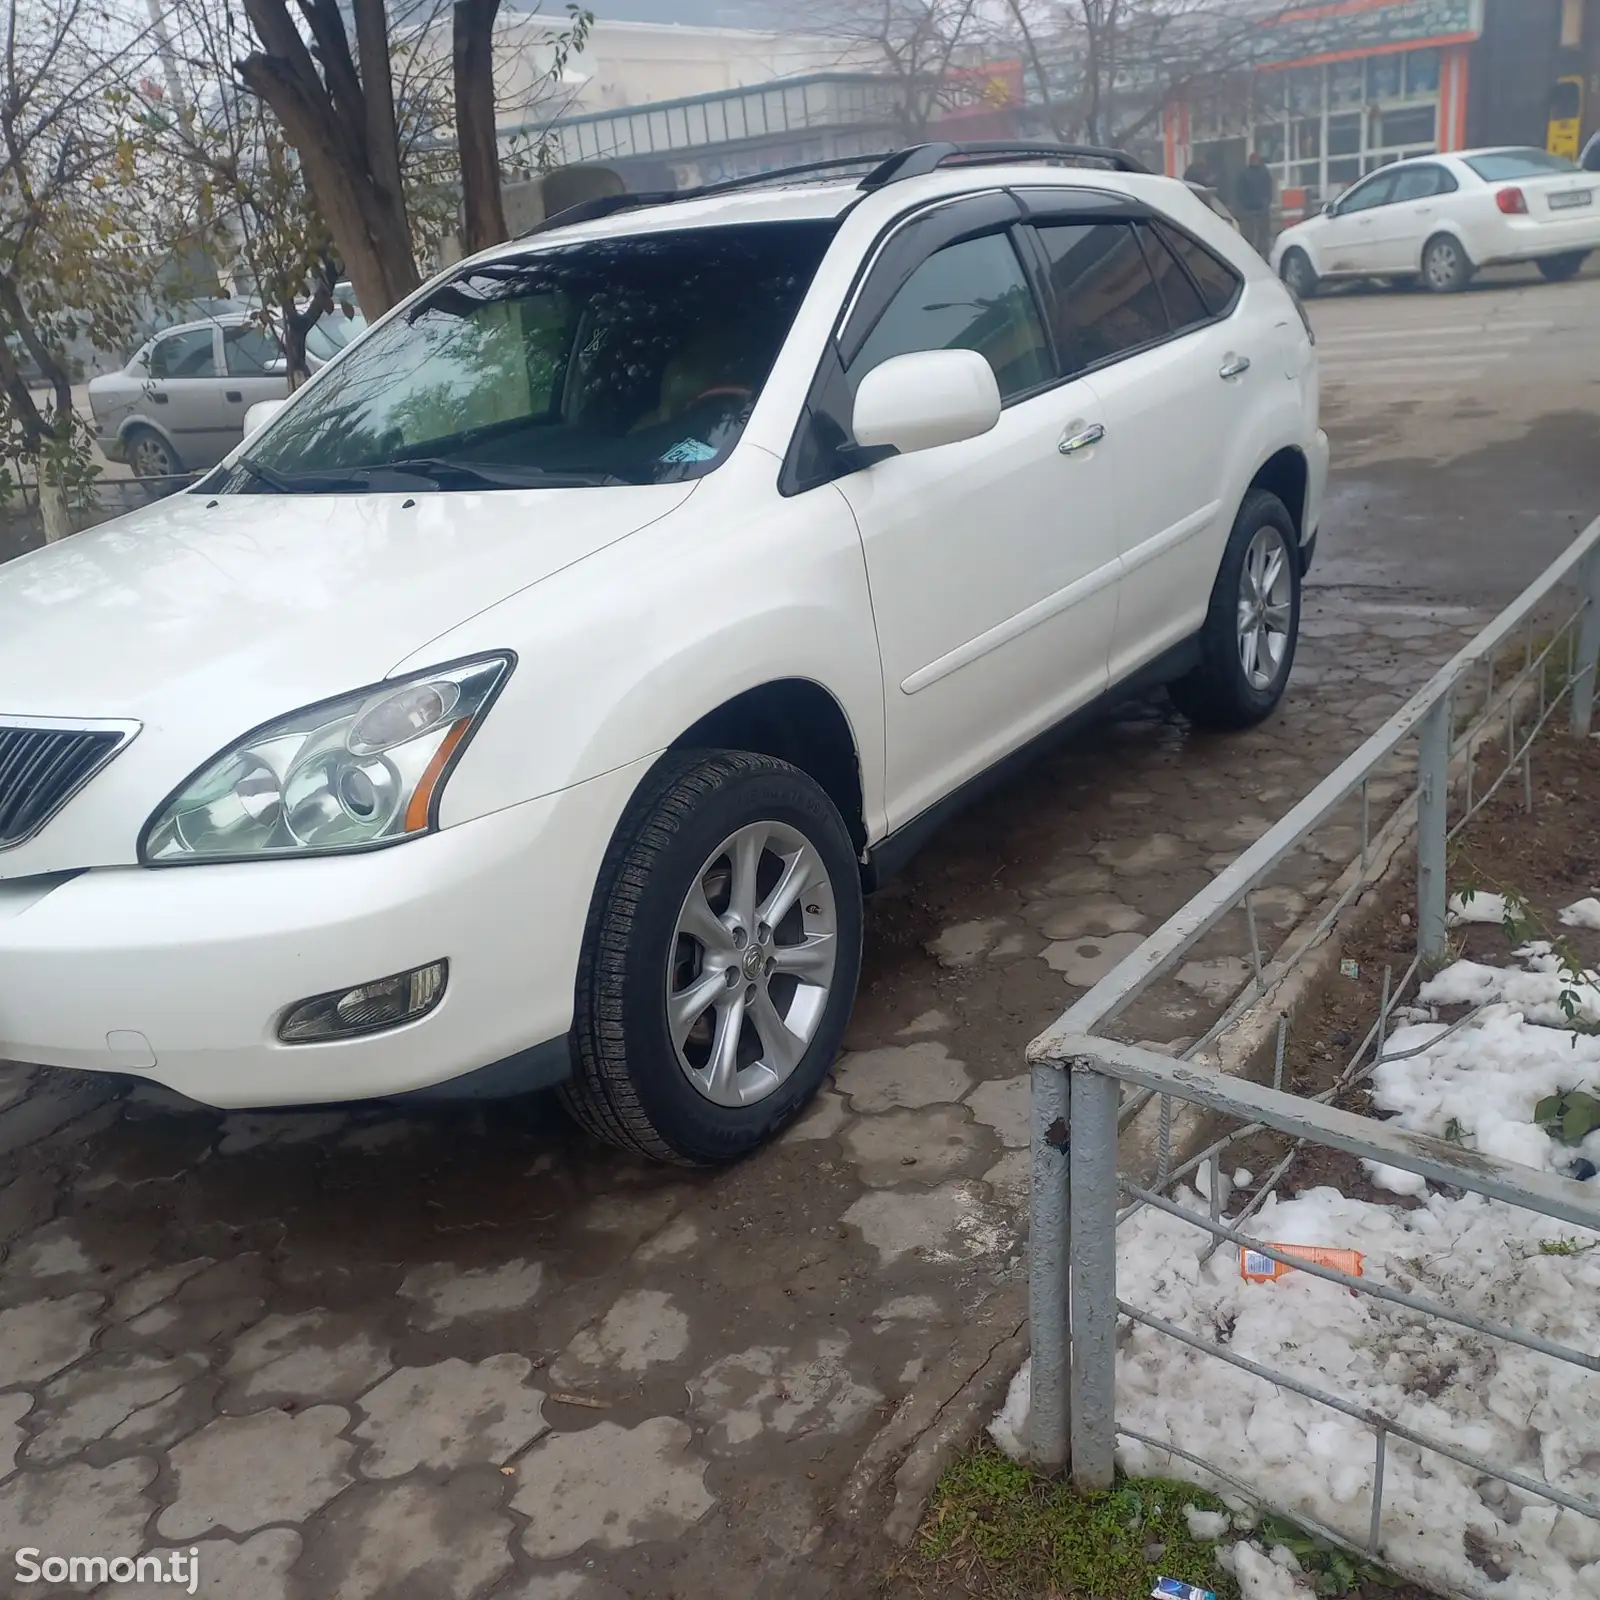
xmin=1191 ymin=46 xmax=1451 ymax=208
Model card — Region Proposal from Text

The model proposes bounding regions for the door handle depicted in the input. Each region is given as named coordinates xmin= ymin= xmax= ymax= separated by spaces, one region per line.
xmin=150 ymin=392 xmax=168 ymax=404
xmin=225 ymin=389 xmax=242 ymax=403
xmin=1219 ymin=356 xmax=1251 ymax=380
xmin=1058 ymin=423 xmax=1105 ymax=455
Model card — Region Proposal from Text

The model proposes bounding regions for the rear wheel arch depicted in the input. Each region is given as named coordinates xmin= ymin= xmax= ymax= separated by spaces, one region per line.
xmin=1244 ymin=446 xmax=1309 ymax=551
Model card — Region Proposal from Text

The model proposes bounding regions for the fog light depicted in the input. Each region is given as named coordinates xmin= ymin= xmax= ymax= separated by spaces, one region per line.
xmin=278 ymin=960 xmax=448 ymax=1043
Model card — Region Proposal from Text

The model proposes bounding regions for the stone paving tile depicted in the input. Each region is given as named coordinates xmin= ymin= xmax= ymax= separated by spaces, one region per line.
xmin=0 ymin=612 xmax=1483 ymax=1598
xmin=159 ymin=1407 xmax=355 ymax=1539
xmin=512 ymin=1418 xmax=716 ymax=1559
xmin=305 ymin=1475 xmax=516 ymax=1599
xmin=354 ymin=1355 xmax=549 ymax=1478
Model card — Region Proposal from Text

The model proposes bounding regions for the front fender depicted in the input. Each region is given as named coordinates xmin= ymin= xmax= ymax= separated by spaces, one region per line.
xmin=401 ymin=452 xmax=889 ymax=845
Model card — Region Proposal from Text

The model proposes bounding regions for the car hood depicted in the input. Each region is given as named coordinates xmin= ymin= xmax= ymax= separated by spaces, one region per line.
xmin=0 ymin=483 xmax=695 ymax=872
xmin=1 ymin=484 xmax=698 ymax=717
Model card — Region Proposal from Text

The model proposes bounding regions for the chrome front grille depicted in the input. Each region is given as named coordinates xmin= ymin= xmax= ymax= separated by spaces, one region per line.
xmin=0 ymin=719 xmax=138 ymax=849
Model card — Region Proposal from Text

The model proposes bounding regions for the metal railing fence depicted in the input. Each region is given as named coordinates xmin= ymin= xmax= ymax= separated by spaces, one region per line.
xmin=1024 ymin=515 xmax=1600 ymax=1597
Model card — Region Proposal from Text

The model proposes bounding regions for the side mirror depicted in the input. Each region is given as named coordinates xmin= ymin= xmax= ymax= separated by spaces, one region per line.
xmin=1322 ymin=199 xmax=1337 ymax=217
xmin=242 ymin=398 xmax=287 ymax=438
xmin=264 ymin=356 xmax=288 ymax=375
xmin=851 ymin=349 xmax=1001 ymax=457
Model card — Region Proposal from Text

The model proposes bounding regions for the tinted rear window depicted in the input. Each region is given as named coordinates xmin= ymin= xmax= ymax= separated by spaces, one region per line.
xmin=1152 ymin=223 xmax=1241 ymax=318
xmin=1465 ymin=149 xmax=1580 ymax=180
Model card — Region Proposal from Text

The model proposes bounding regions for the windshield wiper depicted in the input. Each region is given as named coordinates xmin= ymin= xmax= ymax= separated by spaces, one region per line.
xmin=383 ymin=458 xmax=634 ymax=489
xmin=235 ymin=455 xmax=371 ymax=494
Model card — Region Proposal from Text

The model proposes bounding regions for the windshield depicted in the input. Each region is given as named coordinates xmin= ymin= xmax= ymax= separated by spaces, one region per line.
xmin=1465 ymin=149 xmax=1580 ymax=180
xmin=305 ymin=304 xmax=367 ymax=363
xmin=231 ymin=220 xmax=836 ymax=493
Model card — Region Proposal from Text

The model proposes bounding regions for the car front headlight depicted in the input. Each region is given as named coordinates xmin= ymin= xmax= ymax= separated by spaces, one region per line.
xmin=140 ymin=654 xmax=512 ymax=864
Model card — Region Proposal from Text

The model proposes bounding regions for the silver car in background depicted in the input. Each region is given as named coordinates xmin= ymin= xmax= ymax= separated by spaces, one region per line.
xmin=88 ymin=301 xmax=366 ymax=484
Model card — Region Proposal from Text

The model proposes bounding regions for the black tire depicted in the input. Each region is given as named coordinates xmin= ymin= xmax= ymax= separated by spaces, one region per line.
xmin=1537 ymin=252 xmax=1587 ymax=283
xmin=1170 ymin=489 xmax=1302 ymax=731
xmin=1280 ymin=248 xmax=1319 ymax=299
xmin=1421 ymin=233 xmax=1473 ymax=293
xmin=124 ymin=425 xmax=182 ymax=495
xmin=562 ymin=749 xmax=863 ymax=1166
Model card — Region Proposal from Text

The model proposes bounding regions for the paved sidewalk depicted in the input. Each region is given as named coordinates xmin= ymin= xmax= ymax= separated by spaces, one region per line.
xmin=0 ymin=598 xmax=1480 ymax=1600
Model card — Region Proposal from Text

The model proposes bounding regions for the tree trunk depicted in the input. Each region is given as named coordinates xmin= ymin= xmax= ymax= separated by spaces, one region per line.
xmin=454 ymin=0 xmax=508 ymax=254
xmin=352 ymin=0 xmax=406 ymax=211
xmin=38 ymin=480 xmax=73 ymax=543
xmin=240 ymin=0 xmax=421 ymax=318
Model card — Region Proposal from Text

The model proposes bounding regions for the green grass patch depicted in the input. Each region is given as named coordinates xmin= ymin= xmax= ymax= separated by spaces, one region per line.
xmin=911 ymin=1443 xmax=1240 ymax=1600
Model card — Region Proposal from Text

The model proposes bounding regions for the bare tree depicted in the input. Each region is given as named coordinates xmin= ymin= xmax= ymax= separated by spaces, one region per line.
xmin=790 ymin=0 xmax=985 ymax=141
xmin=1012 ymin=0 xmax=1297 ymax=151
xmin=0 ymin=0 xmax=168 ymax=539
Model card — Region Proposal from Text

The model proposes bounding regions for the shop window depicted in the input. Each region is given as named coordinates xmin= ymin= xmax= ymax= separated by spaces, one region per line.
xmin=1379 ymin=105 xmax=1437 ymax=148
xmin=1406 ymin=49 xmax=1441 ymax=96
xmin=1329 ymin=157 xmax=1361 ymax=188
xmin=1330 ymin=60 xmax=1363 ymax=106
xmin=1288 ymin=68 xmax=1322 ymax=116
xmin=1367 ymin=55 xmax=1403 ymax=101
xmin=1328 ymin=113 xmax=1361 ymax=157
xmin=1293 ymin=118 xmax=1321 ymax=159
xmin=1255 ymin=124 xmax=1286 ymax=164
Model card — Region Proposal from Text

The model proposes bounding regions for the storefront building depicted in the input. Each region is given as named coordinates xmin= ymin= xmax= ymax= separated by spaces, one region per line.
xmin=1168 ymin=0 xmax=1486 ymax=221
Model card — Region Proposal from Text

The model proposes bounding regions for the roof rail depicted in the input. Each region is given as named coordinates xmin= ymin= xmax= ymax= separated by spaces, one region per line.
xmin=516 ymin=190 xmax=676 ymax=239
xmin=516 ymin=153 xmax=905 ymax=238
xmin=858 ymin=141 xmax=1150 ymax=187
xmin=514 ymin=141 xmax=1151 ymax=241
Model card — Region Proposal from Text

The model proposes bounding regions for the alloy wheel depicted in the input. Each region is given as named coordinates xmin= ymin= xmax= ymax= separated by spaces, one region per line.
xmin=1424 ymin=240 xmax=1460 ymax=291
xmin=1236 ymin=525 xmax=1293 ymax=692
xmin=131 ymin=434 xmax=175 ymax=479
xmin=666 ymin=820 xmax=838 ymax=1107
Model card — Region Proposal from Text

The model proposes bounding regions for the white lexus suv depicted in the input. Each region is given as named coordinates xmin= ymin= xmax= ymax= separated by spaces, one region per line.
xmin=0 ymin=143 xmax=1326 ymax=1164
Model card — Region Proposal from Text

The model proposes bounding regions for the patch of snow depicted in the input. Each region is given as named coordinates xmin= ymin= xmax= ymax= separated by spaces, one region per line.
xmin=1559 ymin=898 xmax=1600 ymax=933
xmin=1234 ymin=1169 xmax=1255 ymax=1189
xmin=992 ymin=957 xmax=1600 ymax=1600
xmin=1373 ymin=989 xmax=1600 ymax=1174
xmin=988 ymin=1358 xmax=1030 ymax=1459
xmin=1419 ymin=947 xmax=1600 ymax=1027
xmin=1446 ymin=890 xmax=1520 ymax=926
xmin=1184 ymin=1504 xmax=1230 ymax=1540
xmin=1230 ymin=1541 xmax=1305 ymax=1598
xmin=1360 ymin=1160 xmax=1429 ymax=1197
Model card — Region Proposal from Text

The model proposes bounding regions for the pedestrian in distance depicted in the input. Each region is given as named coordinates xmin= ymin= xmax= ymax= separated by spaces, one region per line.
xmin=1236 ymin=150 xmax=1277 ymax=259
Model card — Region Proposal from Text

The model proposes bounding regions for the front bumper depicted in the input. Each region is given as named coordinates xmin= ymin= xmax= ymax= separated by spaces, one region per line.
xmin=0 ymin=755 xmax=654 ymax=1108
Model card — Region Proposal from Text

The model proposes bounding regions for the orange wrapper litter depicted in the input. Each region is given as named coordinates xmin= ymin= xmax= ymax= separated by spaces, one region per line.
xmin=1239 ymin=1244 xmax=1365 ymax=1284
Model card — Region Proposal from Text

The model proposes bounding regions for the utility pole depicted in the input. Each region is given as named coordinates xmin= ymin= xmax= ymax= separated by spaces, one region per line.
xmin=144 ymin=0 xmax=189 ymax=115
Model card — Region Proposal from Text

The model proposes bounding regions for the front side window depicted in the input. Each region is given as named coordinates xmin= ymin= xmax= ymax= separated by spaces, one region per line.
xmin=150 ymin=328 xmax=218 ymax=380
xmin=1035 ymin=222 xmax=1167 ymax=377
xmin=849 ymin=232 xmax=1052 ymax=402
xmin=1338 ymin=172 xmax=1398 ymax=213
xmin=1466 ymin=149 xmax=1579 ymax=181
xmin=234 ymin=221 xmax=835 ymax=492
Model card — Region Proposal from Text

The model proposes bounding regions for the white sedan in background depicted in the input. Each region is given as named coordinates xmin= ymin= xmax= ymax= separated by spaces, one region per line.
xmin=1272 ymin=146 xmax=1600 ymax=295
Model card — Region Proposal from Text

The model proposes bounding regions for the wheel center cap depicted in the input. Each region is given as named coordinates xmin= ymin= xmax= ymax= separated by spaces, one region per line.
xmin=742 ymin=947 xmax=764 ymax=979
